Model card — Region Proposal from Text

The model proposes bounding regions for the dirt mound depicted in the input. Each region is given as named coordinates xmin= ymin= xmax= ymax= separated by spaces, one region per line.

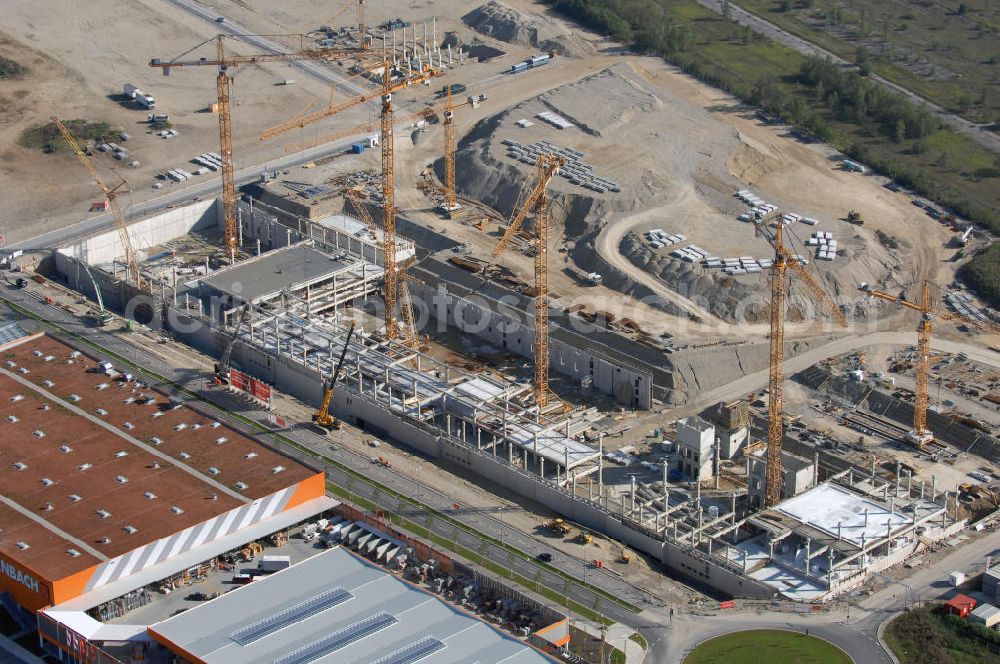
xmin=538 ymin=64 xmax=661 ymax=137
xmin=538 ymin=34 xmax=597 ymax=59
xmin=463 ymin=1 xmax=540 ymax=45
xmin=462 ymin=1 xmax=596 ymax=55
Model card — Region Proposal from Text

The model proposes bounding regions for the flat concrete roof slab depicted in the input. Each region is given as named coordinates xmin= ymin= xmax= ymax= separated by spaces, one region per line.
xmin=776 ymin=483 xmax=913 ymax=547
xmin=202 ymin=244 xmax=352 ymax=304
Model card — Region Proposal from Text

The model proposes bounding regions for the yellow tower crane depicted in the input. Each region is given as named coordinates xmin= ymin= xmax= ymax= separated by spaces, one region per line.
xmin=358 ymin=0 xmax=368 ymax=50
xmin=443 ymin=86 xmax=458 ymax=213
xmin=54 ymin=118 xmax=142 ymax=287
xmin=754 ymin=213 xmax=847 ymax=507
xmin=344 ymin=185 xmax=418 ymax=346
xmin=860 ymin=281 xmax=1000 ymax=447
xmin=259 ymin=59 xmax=432 ymax=141
xmin=262 ymin=60 xmax=438 ymax=339
xmin=149 ymin=35 xmax=364 ymax=260
xmin=491 ymin=153 xmax=564 ymax=408
xmin=440 ymin=88 xmax=485 ymax=215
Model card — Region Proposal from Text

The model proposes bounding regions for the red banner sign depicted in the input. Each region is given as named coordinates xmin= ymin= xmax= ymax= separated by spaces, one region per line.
xmin=719 ymin=600 xmax=735 ymax=610
xmin=250 ymin=378 xmax=271 ymax=402
xmin=229 ymin=368 xmax=250 ymax=391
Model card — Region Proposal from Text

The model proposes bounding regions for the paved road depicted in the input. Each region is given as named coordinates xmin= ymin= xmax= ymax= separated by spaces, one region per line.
xmin=697 ymin=0 xmax=1000 ymax=156
xmin=5 ymin=135 xmax=360 ymax=254
xmin=166 ymin=0 xmax=366 ymax=95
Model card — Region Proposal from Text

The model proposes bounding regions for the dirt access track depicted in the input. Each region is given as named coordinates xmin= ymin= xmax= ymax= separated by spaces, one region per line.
xmin=1 ymin=0 xmax=987 ymax=351
xmin=381 ymin=0 xmax=969 ymax=346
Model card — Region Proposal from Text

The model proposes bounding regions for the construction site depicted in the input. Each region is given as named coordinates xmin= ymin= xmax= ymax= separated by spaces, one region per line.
xmin=2 ymin=1 xmax=1000 ymax=662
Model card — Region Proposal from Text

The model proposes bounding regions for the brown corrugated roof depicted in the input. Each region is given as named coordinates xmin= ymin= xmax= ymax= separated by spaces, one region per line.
xmin=0 ymin=334 xmax=315 ymax=584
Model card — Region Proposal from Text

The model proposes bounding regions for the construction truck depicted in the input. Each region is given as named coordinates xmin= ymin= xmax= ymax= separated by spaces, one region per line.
xmin=545 ymin=518 xmax=571 ymax=535
xmin=214 ymin=306 xmax=250 ymax=384
xmin=618 ymin=547 xmax=631 ymax=564
xmin=576 ymin=530 xmax=592 ymax=544
xmin=87 ymin=309 xmax=114 ymax=327
xmin=312 ymin=323 xmax=355 ymax=433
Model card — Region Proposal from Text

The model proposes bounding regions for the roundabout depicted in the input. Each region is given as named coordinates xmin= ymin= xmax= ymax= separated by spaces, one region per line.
xmin=683 ymin=629 xmax=854 ymax=664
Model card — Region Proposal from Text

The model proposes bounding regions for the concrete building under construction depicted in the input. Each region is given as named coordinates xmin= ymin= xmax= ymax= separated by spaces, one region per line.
xmin=45 ymin=198 xmax=963 ymax=604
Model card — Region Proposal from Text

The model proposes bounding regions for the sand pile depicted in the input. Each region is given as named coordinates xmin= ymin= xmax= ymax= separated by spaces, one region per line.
xmin=463 ymin=1 xmax=541 ymax=45
xmin=462 ymin=1 xmax=595 ymax=57
xmin=449 ymin=62 xmax=897 ymax=326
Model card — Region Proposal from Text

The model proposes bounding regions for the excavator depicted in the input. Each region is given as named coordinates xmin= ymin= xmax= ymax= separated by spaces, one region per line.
xmin=214 ymin=306 xmax=250 ymax=385
xmin=313 ymin=323 xmax=356 ymax=433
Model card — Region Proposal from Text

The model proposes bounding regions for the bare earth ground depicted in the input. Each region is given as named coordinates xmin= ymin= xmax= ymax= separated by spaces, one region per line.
xmin=0 ymin=0 xmax=373 ymax=244
xmin=0 ymin=0 xmax=990 ymax=347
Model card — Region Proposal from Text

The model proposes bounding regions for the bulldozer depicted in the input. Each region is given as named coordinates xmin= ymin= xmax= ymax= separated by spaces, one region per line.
xmin=576 ymin=530 xmax=592 ymax=545
xmin=618 ymin=547 xmax=631 ymax=564
xmin=545 ymin=518 xmax=571 ymax=535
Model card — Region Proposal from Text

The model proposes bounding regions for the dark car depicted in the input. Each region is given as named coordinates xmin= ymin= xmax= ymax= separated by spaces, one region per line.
xmin=215 ymin=16 xmax=225 ymax=23
xmin=186 ymin=592 xmax=208 ymax=601
xmin=536 ymin=552 xmax=553 ymax=563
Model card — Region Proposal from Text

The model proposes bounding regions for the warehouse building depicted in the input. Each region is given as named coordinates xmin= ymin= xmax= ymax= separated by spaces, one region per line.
xmin=149 ymin=546 xmax=554 ymax=663
xmin=0 ymin=329 xmax=332 ymax=660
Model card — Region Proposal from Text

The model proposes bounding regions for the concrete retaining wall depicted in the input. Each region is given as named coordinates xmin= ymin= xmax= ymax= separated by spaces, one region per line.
xmin=161 ymin=304 xmax=770 ymax=597
xmin=410 ymin=280 xmax=653 ymax=409
xmin=59 ymin=200 xmax=219 ymax=266
xmin=796 ymin=368 xmax=1000 ymax=464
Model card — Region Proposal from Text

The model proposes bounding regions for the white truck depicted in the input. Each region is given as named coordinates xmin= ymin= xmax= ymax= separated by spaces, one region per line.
xmin=123 ymin=83 xmax=156 ymax=109
xmin=258 ymin=555 xmax=290 ymax=573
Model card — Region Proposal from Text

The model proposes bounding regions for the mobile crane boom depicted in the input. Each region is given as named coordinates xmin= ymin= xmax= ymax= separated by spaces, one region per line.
xmin=54 ymin=118 xmax=142 ymax=286
xmin=313 ymin=323 xmax=356 ymax=431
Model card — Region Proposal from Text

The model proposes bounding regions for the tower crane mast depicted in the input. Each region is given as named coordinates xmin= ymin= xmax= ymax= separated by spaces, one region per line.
xmin=861 ymin=282 xmax=1000 ymax=446
xmin=491 ymin=154 xmax=563 ymax=407
xmin=262 ymin=59 xmax=437 ymax=339
xmin=344 ymin=185 xmax=418 ymax=346
xmin=443 ymin=87 xmax=458 ymax=212
xmin=149 ymin=35 xmax=364 ymax=260
xmin=54 ymin=118 xmax=142 ymax=286
xmin=754 ymin=214 xmax=847 ymax=507
xmin=380 ymin=64 xmax=400 ymax=339
xmin=358 ymin=0 xmax=368 ymax=50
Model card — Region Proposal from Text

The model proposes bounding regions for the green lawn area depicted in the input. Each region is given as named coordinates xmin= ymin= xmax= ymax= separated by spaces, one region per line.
xmin=684 ymin=629 xmax=852 ymax=664
xmin=730 ymin=0 xmax=1000 ymax=124
xmin=885 ymin=607 xmax=1000 ymax=664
